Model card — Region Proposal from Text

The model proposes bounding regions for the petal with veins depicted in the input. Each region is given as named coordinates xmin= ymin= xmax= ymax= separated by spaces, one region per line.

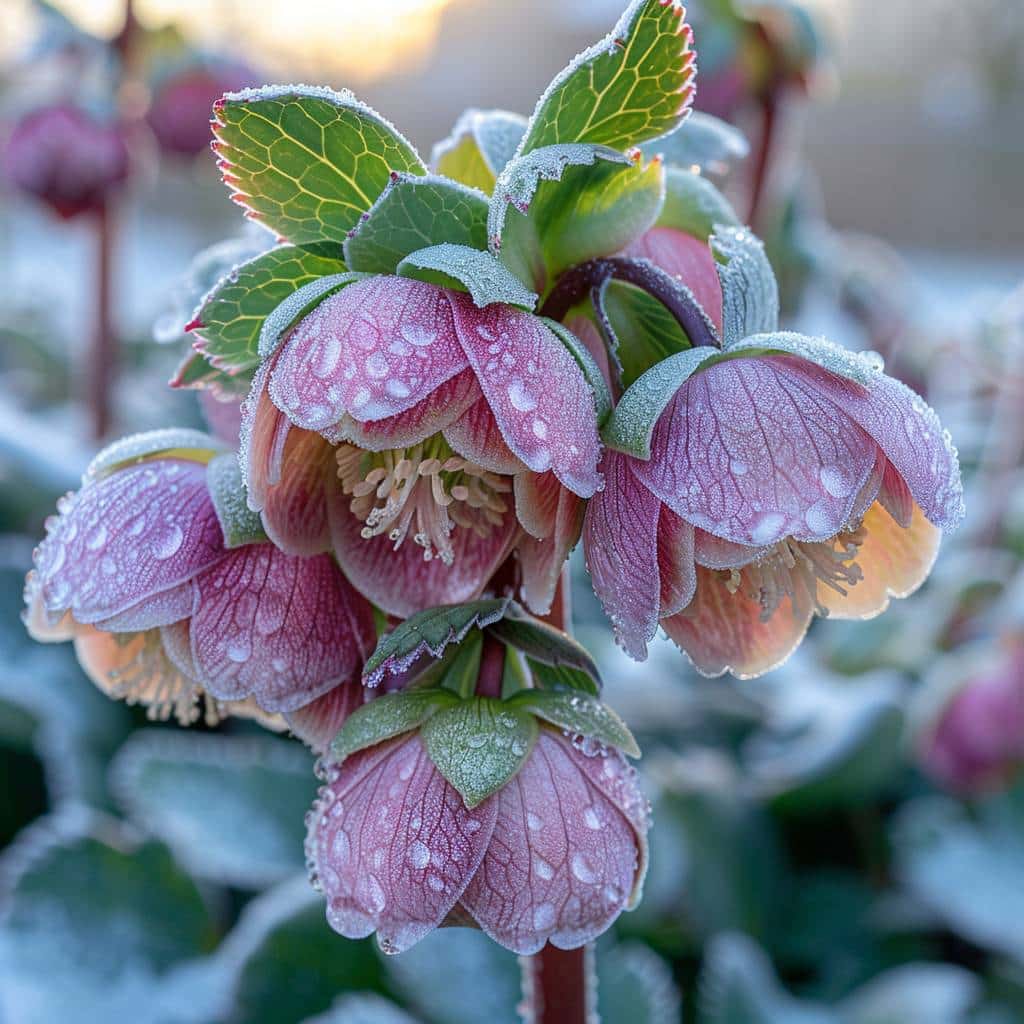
xmin=444 ymin=398 xmax=529 ymax=477
xmin=308 ymin=734 xmax=498 ymax=954
xmin=261 ymin=426 xmax=335 ymax=556
xmin=657 ymin=506 xmax=697 ymax=618
xmin=878 ymin=461 xmax=914 ymax=528
xmin=460 ymin=731 xmax=641 ymax=955
xmin=286 ymin=681 xmax=369 ymax=754
xmin=518 ymin=482 xmax=583 ymax=616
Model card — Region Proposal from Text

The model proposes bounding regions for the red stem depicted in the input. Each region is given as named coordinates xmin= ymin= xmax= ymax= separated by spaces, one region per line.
xmin=746 ymin=87 xmax=779 ymax=232
xmin=476 ymin=632 xmax=506 ymax=699
xmin=89 ymin=203 xmax=116 ymax=441
xmin=521 ymin=566 xmax=588 ymax=1024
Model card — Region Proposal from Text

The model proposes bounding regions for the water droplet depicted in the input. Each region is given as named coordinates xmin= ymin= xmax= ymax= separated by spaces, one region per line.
xmin=365 ymin=352 xmax=389 ymax=379
xmin=426 ymin=873 xmax=445 ymax=892
xmin=571 ymin=852 xmax=598 ymax=883
xmin=407 ymin=840 xmax=430 ymax=869
xmin=331 ymin=830 xmax=350 ymax=864
xmin=750 ymin=512 xmax=786 ymax=545
xmin=86 ymin=524 xmax=107 ymax=550
xmin=527 ymin=813 xmax=542 ymax=831
xmin=729 ymin=459 xmax=748 ymax=476
xmin=819 ymin=465 xmax=852 ymax=498
xmin=583 ymin=807 xmax=602 ymax=830
xmin=226 ymin=637 xmax=251 ymax=663
xmin=386 ymin=379 xmax=411 ymax=398
xmin=508 ymin=380 xmax=537 ymax=412
xmin=401 ymin=324 xmax=436 ymax=347
xmin=534 ymin=856 xmax=554 ymax=880
xmin=151 ymin=524 xmax=184 ymax=560
xmin=533 ymin=903 xmax=556 ymax=929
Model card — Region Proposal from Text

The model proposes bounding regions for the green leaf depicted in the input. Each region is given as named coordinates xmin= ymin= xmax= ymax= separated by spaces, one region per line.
xmin=527 ymin=659 xmax=600 ymax=697
xmin=640 ymin=111 xmax=750 ymax=179
xmin=486 ymin=602 xmax=602 ymax=688
xmin=541 ymin=317 xmax=613 ymax=425
xmin=421 ymin=697 xmax=538 ymax=808
xmin=602 ymin=346 xmax=718 ymax=458
xmin=517 ymin=0 xmax=695 ymax=154
xmin=110 ymin=731 xmax=317 ymax=888
xmin=343 ymin=173 xmax=489 ymax=274
xmin=432 ymin=109 xmax=528 ymax=193
xmin=257 ymin=272 xmax=365 ymax=359
xmin=361 ymin=598 xmax=511 ymax=687
xmin=220 ymin=878 xmax=388 ymax=1024
xmin=191 ymin=243 xmax=346 ymax=374
xmin=0 ymin=808 xmax=215 ymax=1022
xmin=302 ymin=995 xmax=421 ymax=1024
xmin=507 ymin=690 xmax=639 ymax=757
xmin=838 ymin=963 xmax=980 ymax=1024
xmin=711 ymin=225 xmax=779 ymax=345
xmin=441 ymin=628 xmax=485 ymax=700
xmin=398 ymin=243 xmax=537 ymax=310
xmin=599 ymin=943 xmax=683 ymax=1024
xmin=85 ymin=427 xmax=222 ymax=481
xmin=206 ymin=453 xmax=267 ymax=549
xmin=213 ymin=85 xmax=426 ymax=244
xmin=170 ymin=348 xmax=253 ymax=396
xmin=659 ymin=166 xmax=740 ymax=240
xmin=330 ymin=690 xmax=458 ymax=762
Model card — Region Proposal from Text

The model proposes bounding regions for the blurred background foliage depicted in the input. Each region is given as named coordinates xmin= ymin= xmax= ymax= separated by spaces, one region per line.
xmin=0 ymin=0 xmax=1023 ymax=1022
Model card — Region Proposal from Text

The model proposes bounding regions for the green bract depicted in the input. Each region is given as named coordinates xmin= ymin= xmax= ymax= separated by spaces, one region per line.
xmin=712 ymin=224 xmax=780 ymax=345
xmin=330 ymin=690 xmax=458 ymax=763
xmin=397 ymin=243 xmax=538 ymax=310
xmin=206 ymin=453 xmax=268 ymax=549
xmin=213 ymin=85 xmax=426 ymax=244
xmin=431 ymin=108 xmax=528 ymax=193
xmin=658 ymin=167 xmax=741 ymax=241
xmin=639 ymin=110 xmax=749 ymax=179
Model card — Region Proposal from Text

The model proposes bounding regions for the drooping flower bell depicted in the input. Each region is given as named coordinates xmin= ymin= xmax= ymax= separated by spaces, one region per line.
xmin=241 ymin=275 xmax=601 ymax=618
xmin=25 ymin=429 xmax=375 ymax=733
xmin=3 ymin=104 xmax=129 ymax=219
xmin=585 ymin=226 xmax=963 ymax=674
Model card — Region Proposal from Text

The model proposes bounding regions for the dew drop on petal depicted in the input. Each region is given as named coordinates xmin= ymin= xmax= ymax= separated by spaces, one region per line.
xmin=533 ymin=903 xmax=556 ymax=930
xmin=151 ymin=524 xmax=184 ymax=560
xmin=571 ymin=852 xmax=598 ymax=883
xmin=407 ymin=840 xmax=430 ymax=869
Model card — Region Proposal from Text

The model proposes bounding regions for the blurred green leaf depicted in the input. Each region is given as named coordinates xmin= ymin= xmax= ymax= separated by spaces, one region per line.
xmin=432 ymin=109 xmax=527 ymax=193
xmin=599 ymin=941 xmax=683 ymax=1024
xmin=838 ymin=963 xmax=980 ymax=1024
xmin=302 ymin=994 xmax=422 ymax=1024
xmin=641 ymin=112 xmax=749 ymax=179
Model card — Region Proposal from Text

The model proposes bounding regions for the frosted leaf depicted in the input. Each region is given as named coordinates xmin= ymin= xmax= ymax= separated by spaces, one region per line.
xmin=85 ymin=428 xmax=221 ymax=482
xmin=331 ymin=690 xmax=458 ymax=763
xmin=508 ymin=690 xmax=639 ymax=758
xmin=640 ymin=110 xmax=750 ymax=179
xmin=397 ymin=243 xmax=537 ymax=311
xmin=711 ymin=225 xmax=780 ymax=345
xmin=205 ymin=452 xmax=267 ymax=549
xmin=431 ymin=108 xmax=527 ymax=190
xmin=714 ymin=331 xmax=881 ymax=386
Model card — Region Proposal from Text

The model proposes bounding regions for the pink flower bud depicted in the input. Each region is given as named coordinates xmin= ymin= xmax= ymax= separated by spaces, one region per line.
xmin=306 ymin=728 xmax=648 ymax=955
xmin=4 ymin=105 xmax=129 ymax=219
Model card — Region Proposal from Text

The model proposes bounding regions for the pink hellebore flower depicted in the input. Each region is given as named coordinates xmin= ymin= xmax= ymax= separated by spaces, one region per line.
xmin=306 ymin=727 xmax=648 ymax=956
xmin=242 ymin=275 xmax=601 ymax=618
xmin=25 ymin=431 xmax=375 ymax=735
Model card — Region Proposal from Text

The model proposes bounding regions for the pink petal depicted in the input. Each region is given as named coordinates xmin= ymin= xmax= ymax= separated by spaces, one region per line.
xmin=513 ymin=470 xmax=562 ymax=541
xmin=307 ymin=734 xmax=498 ymax=953
xmin=657 ymin=506 xmax=697 ymax=617
xmin=582 ymin=452 xmax=663 ymax=660
xmin=782 ymin=356 xmax=963 ymax=531
xmin=199 ymin=390 xmax=243 ymax=445
xmin=662 ymin=565 xmax=814 ymax=678
xmin=518 ymin=482 xmax=584 ymax=616
xmin=564 ymin=313 xmax=613 ymax=393
xmin=878 ymin=460 xmax=914 ymax=528
xmin=624 ymin=226 xmax=724 ymax=331
xmin=460 ymin=731 xmax=643 ymax=955
xmin=336 ymin=370 xmax=481 ymax=451
xmin=189 ymin=546 xmax=376 ymax=713
xmin=33 ymin=459 xmax=225 ymax=630
xmin=693 ymin=529 xmax=767 ymax=569
xmin=448 ymin=291 xmax=602 ymax=497
xmin=269 ymin=277 xmax=470 ymax=432
xmin=634 ymin=355 xmax=880 ymax=547
xmin=240 ymin=354 xmax=286 ymax=511
xmin=443 ymin=398 xmax=529 ymax=476
xmin=262 ymin=427 xmax=335 ymax=556
xmin=286 ymin=681 xmax=369 ymax=753
xmin=327 ymin=488 xmax=518 ymax=618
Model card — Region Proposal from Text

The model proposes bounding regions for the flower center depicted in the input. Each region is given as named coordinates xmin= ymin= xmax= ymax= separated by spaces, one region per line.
xmin=336 ymin=437 xmax=512 ymax=566
xmin=721 ymin=523 xmax=868 ymax=621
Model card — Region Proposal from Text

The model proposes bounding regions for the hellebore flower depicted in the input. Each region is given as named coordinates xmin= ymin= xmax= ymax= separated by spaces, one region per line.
xmin=3 ymin=104 xmax=129 ymax=219
xmin=242 ymin=275 xmax=601 ymax=618
xmin=914 ymin=639 xmax=1024 ymax=794
xmin=586 ymin=346 xmax=963 ymax=674
xmin=25 ymin=430 xmax=375 ymax=732
xmin=306 ymin=727 xmax=648 ymax=955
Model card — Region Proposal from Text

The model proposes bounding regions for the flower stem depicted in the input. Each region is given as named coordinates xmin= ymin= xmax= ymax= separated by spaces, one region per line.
xmin=747 ymin=87 xmax=779 ymax=232
xmin=88 ymin=202 xmax=116 ymax=441
xmin=476 ymin=632 xmax=506 ymax=699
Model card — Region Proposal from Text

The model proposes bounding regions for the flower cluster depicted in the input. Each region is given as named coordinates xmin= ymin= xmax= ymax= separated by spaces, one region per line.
xmin=24 ymin=0 xmax=963 ymax=962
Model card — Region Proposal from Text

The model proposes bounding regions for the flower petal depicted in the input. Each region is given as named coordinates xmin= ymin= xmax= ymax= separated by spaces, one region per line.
xmin=518 ymin=482 xmax=584 ymax=616
xmin=657 ymin=506 xmax=697 ymax=617
xmin=878 ymin=460 xmax=914 ymax=528
xmin=444 ymin=397 xmax=529 ymax=477
xmin=190 ymin=546 xmax=375 ymax=713
xmin=635 ymin=355 xmax=879 ymax=547
xmin=448 ymin=291 xmax=602 ymax=497
xmin=662 ymin=565 xmax=814 ymax=678
xmin=327 ymin=489 xmax=518 ymax=618
xmin=583 ymin=452 xmax=662 ymax=661
xmin=262 ymin=427 xmax=335 ymax=556
xmin=513 ymin=470 xmax=563 ymax=541
xmin=286 ymin=682 xmax=369 ymax=753
xmin=624 ymin=226 xmax=723 ymax=331
xmin=693 ymin=529 xmax=766 ymax=569
xmin=269 ymin=277 xmax=470 ymax=432
xmin=307 ymin=734 xmax=498 ymax=953
xmin=32 ymin=459 xmax=224 ymax=630
xmin=818 ymin=499 xmax=940 ymax=619
xmin=460 ymin=731 xmax=642 ymax=955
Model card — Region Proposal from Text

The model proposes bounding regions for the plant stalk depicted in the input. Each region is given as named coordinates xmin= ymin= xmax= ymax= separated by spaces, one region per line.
xmin=88 ymin=202 xmax=116 ymax=441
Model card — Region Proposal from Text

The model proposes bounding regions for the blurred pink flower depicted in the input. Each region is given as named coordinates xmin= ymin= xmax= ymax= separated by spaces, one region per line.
xmin=306 ymin=728 xmax=648 ymax=955
xmin=3 ymin=104 xmax=129 ymax=219
xmin=585 ymin=352 xmax=963 ymax=673
xmin=242 ymin=276 xmax=601 ymax=618
xmin=25 ymin=431 xmax=375 ymax=733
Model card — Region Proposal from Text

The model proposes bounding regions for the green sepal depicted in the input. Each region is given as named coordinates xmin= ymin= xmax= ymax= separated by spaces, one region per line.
xmin=658 ymin=167 xmax=740 ymax=241
xmin=421 ymin=697 xmax=538 ymax=808
xmin=602 ymin=346 xmax=719 ymax=459
xmin=440 ymin=628 xmax=485 ymax=700
xmin=526 ymin=660 xmax=600 ymax=697
xmin=397 ymin=243 xmax=538 ymax=310
xmin=712 ymin=224 xmax=780 ymax=345
xmin=212 ymin=85 xmax=426 ymax=245
xmin=342 ymin=173 xmax=489 ymax=274
xmin=516 ymin=0 xmax=695 ymax=155
xmin=361 ymin=598 xmax=512 ymax=687
xmin=257 ymin=272 xmax=366 ymax=359
xmin=640 ymin=111 xmax=749 ymax=179
xmin=541 ymin=317 xmax=613 ymax=426
xmin=190 ymin=244 xmax=346 ymax=375
xmin=85 ymin=428 xmax=222 ymax=482
xmin=506 ymin=690 xmax=640 ymax=758
xmin=431 ymin=109 xmax=527 ymax=193
xmin=169 ymin=349 xmax=252 ymax=397
xmin=206 ymin=453 xmax=268 ymax=549
xmin=329 ymin=689 xmax=458 ymax=763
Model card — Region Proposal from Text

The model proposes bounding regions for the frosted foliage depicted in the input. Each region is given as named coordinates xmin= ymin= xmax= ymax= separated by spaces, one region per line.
xmin=306 ymin=734 xmax=497 ymax=954
xmin=460 ymin=731 xmax=646 ymax=955
xmin=724 ymin=331 xmax=881 ymax=386
xmin=32 ymin=460 xmax=225 ymax=629
xmin=190 ymin=546 xmax=373 ymax=713
xmin=397 ymin=243 xmax=538 ymax=311
xmin=85 ymin=428 xmax=220 ymax=481
xmin=712 ymin=226 xmax=780 ymax=344
xmin=285 ymin=681 xmax=368 ymax=754
xmin=270 ymin=277 xmax=470 ymax=430
xmin=635 ymin=356 xmax=881 ymax=547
